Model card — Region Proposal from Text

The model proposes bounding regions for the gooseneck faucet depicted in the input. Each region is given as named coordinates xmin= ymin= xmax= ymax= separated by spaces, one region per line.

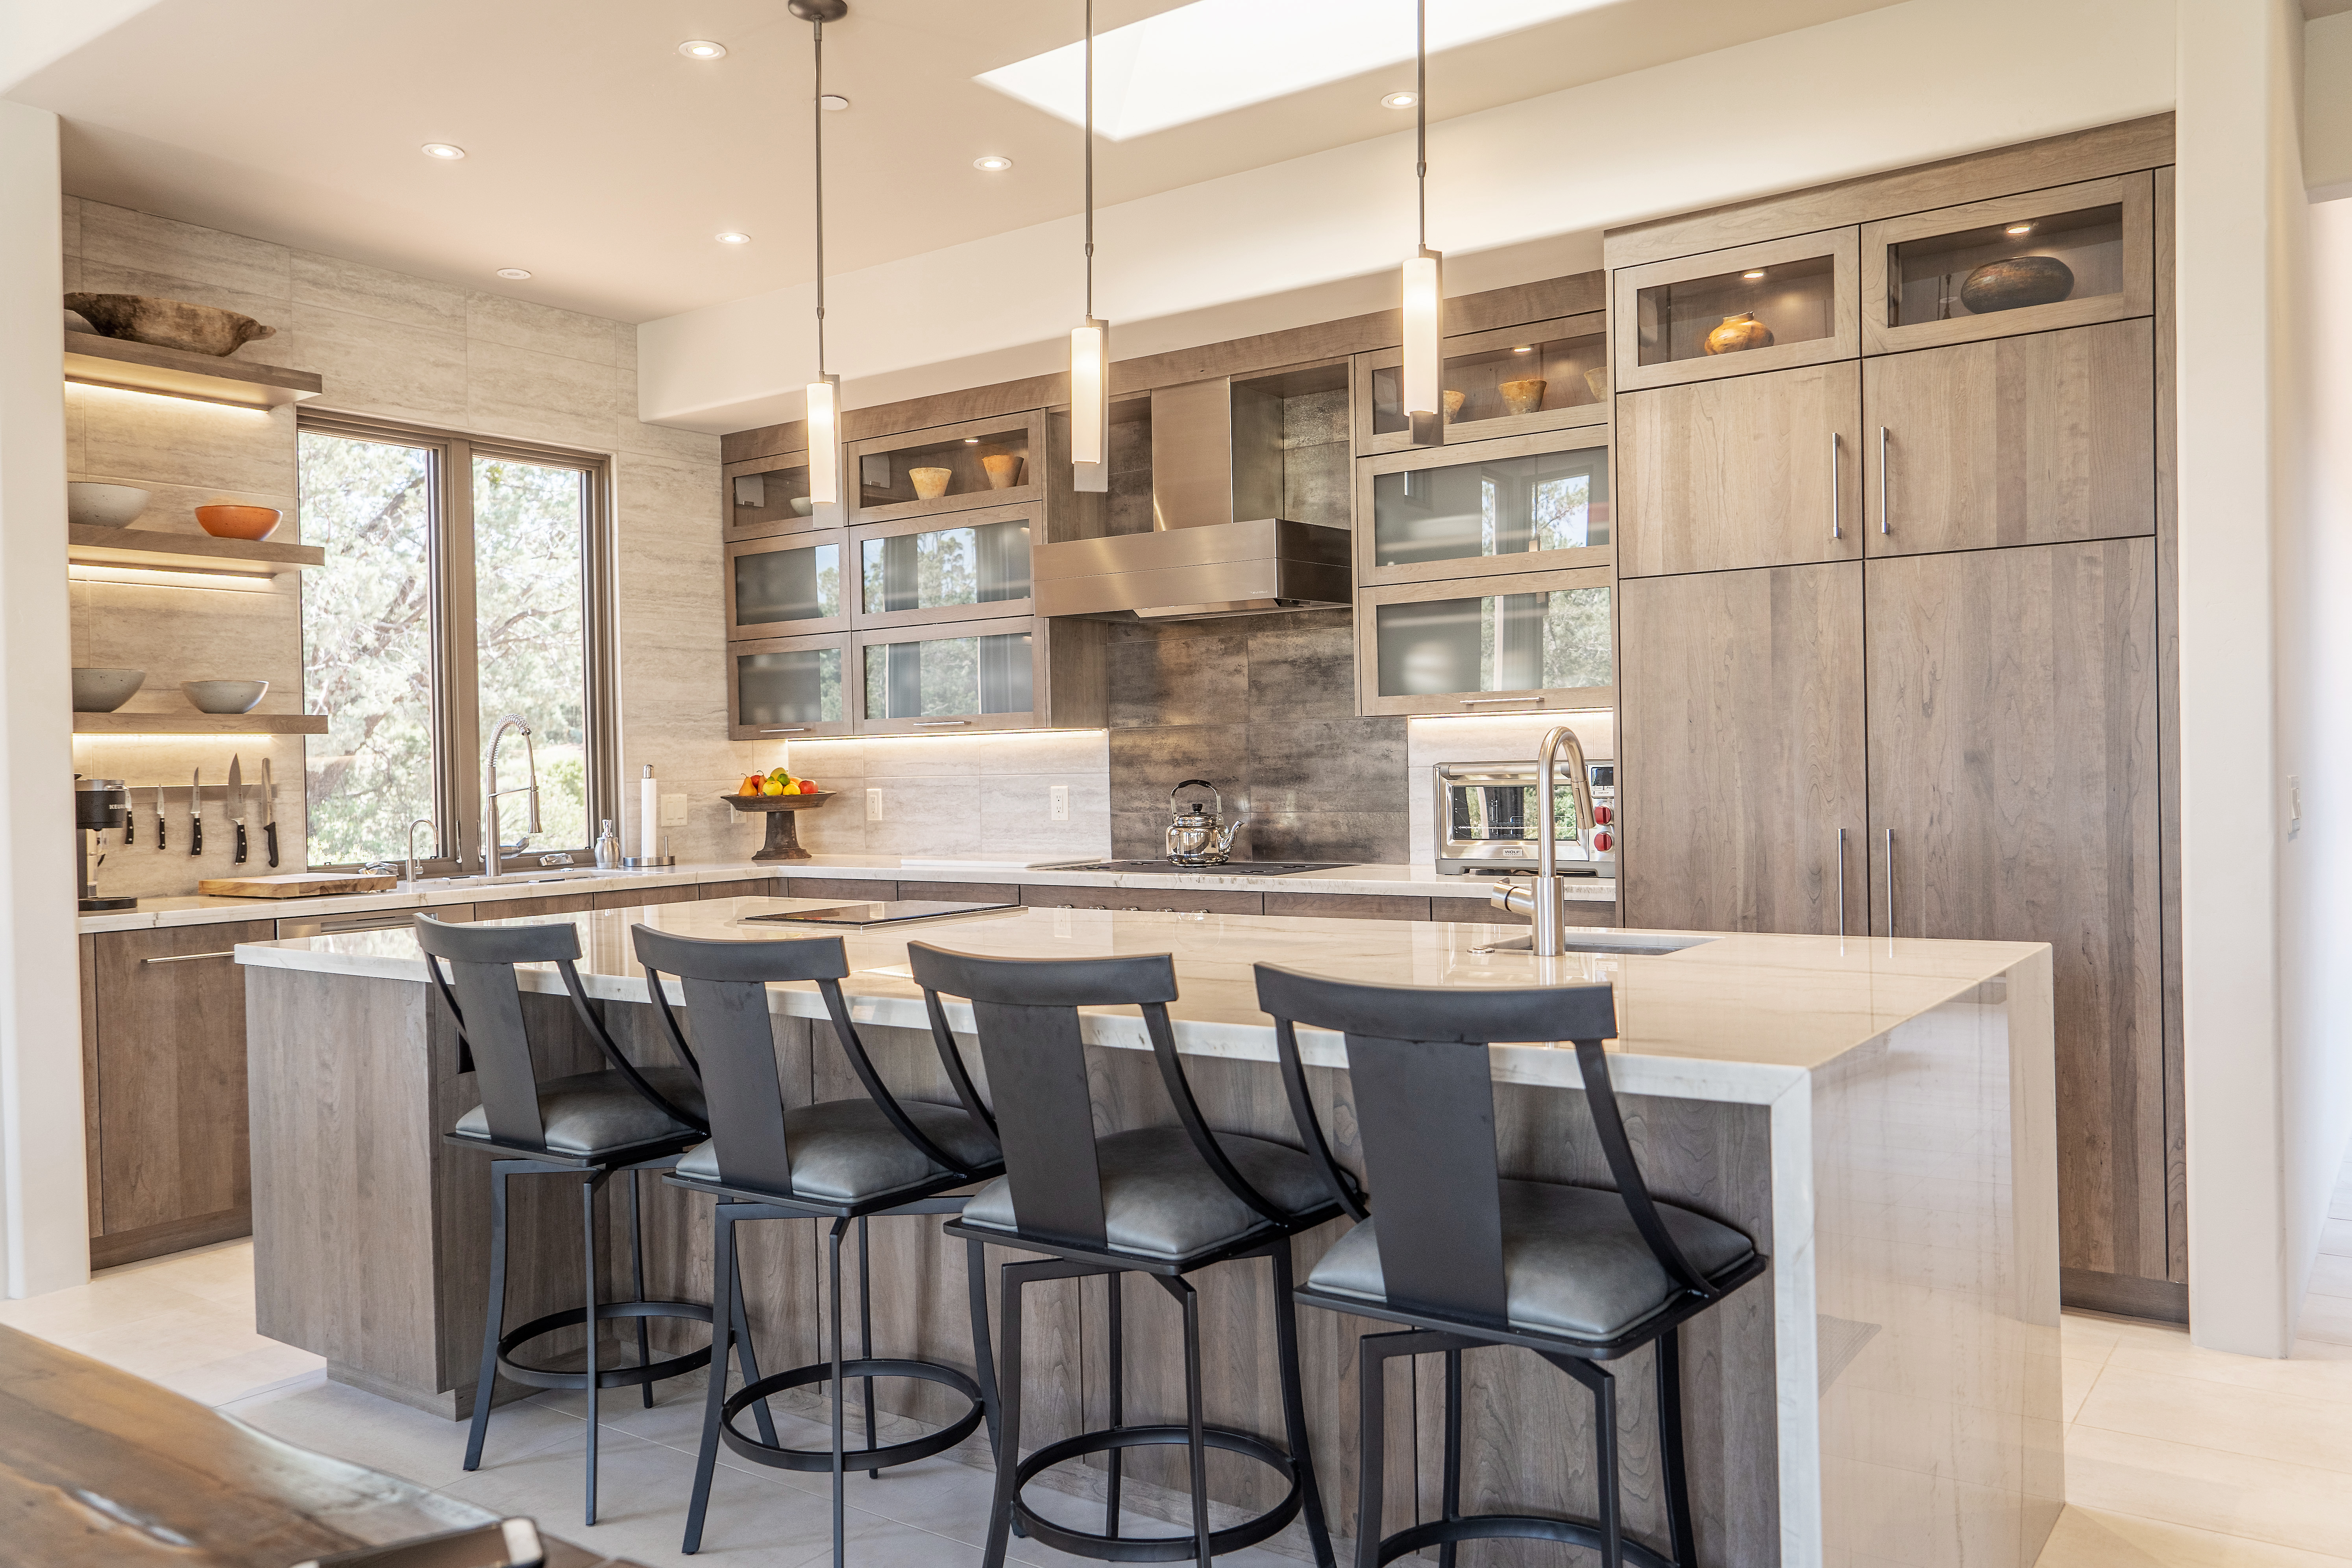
xmin=1488 ymin=724 xmax=1598 ymax=956
xmin=405 ymin=816 xmax=438 ymax=884
xmin=483 ymin=715 xmax=541 ymax=880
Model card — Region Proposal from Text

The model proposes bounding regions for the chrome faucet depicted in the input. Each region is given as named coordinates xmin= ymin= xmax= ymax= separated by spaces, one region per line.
xmin=483 ymin=715 xmax=541 ymax=880
xmin=405 ymin=816 xmax=437 ymax=884
xmin=1488 ymin=724 xmax=1598 ymax=957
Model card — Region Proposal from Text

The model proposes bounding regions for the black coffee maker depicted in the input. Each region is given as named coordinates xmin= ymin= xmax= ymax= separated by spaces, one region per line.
xmin=76 ymin=777 xmax=134 ymax=912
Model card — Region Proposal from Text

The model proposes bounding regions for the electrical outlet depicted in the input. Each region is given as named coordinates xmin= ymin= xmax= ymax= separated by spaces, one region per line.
xmin=658 ymin=793 xmax=688 ymax=827
xmin=865 ymin=788 xmax=884 ymax=821
xmin=1050 ymin=784 xmax=1070 ymax=821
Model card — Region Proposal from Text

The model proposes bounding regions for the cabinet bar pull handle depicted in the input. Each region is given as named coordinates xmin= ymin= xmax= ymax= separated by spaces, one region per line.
xmin=1460 ymin=695 xmax=1544 ymax=708
xmin=1878 ymin=425 xmax=1891 ymax=535
xmin=142 ymin=950 xmax=237 ymax=964
xmin=1830 ymin=431 xmax=1842 ymax=540
xmin=912 ymin=720 xmax=972 ymax=728
xmin=1884 ymin=828 xmax=1896 ymax=937
xmin=758 ymin=727 xmax=810 ymax=735
xmin=1836 ymin=827 xmax=1848 ymax=939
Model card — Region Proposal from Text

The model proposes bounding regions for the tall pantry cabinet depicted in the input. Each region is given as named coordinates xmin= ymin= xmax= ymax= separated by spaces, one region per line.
xmin=1610 ymin=119 xmax=2183 ymax=1317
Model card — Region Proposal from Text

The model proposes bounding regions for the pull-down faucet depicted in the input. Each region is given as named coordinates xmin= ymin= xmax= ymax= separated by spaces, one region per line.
xmin=483 ymin=715 xmax=541 ymax=880
xmin=1487 ymin=724 xmax=1598 ymax=956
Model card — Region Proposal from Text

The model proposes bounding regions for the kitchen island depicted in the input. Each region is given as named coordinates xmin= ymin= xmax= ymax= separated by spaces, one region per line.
xmin=236 ymin=897 xmax=2059 ymax=1568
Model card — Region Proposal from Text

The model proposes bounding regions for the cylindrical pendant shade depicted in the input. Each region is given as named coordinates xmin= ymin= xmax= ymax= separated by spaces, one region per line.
xmin=1402 ymin=247 xmax=1444 ymax=446
xmin=1071 ymin=318 xmax=1109 ymax=493
xmin=805 ymin=374 xmax=842 ymax=505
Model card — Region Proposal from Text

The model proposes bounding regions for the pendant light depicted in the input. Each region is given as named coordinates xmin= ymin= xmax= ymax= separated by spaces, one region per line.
xmin=1401 ymin=0 xmax=1444 ymax=446
xmin=792 ymin=0 xmax=849 ymax=505
xmin=1069 ymin=0 xmax=1110 ymax=492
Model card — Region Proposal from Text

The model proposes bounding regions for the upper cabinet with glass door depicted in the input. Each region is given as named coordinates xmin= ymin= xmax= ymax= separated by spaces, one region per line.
xmin=1354 ymin=314 xmax=1608 ymax=455
xmin=1860 ymin=172 xmax=2152 ymax=355
xmin=849 ymin=614 xmax=1103 ymax=735
xmin=725 ymin=533 xmax=848 ymax=642
xmin=724 ymin=449 xmax=841 ymax=541
xmin=1355 ymin=429 xmax=1611 ymax=589
xmin=1611 ymin=229 xmax=1860 ymax=393
xmin=847 ymin=411 xmax=1047 ymax=526
xmin=1355 ymin=567 xmax=1614 ymax=718
xmin=849 ymin=502 xmax=1035 ymax=631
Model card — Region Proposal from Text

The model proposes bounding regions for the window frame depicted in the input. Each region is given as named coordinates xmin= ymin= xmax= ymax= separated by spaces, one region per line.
xmin=297 ymin=410 xmax=617 ymax=875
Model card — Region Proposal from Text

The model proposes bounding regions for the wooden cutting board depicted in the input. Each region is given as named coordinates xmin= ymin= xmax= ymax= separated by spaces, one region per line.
xmin=196 ymin=871 xmax=398 ymax=899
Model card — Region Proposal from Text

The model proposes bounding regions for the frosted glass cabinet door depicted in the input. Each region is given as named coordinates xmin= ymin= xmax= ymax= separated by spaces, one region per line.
xmin=851 ymin=503 xmax=1035 ymax=629
xmin=1357 ymin=430 xmax=1612 ymax=587
xmin=1356 ymin=568 xmax=1615 ymax=717
xmin=726 ymin=536 xmax=846 ymax=639
xmin=729 ymin=634 xmax=850 ymax=739
xmin=850 ymin=615 xmax=1042 ymax=733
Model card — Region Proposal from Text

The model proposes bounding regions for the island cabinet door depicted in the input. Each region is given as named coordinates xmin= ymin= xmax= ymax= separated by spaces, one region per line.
xmin=1617 ymin=561 xmax=1866 ymax=935
xmin=87 ymin=920 xmax=276 ymax=1267
xmin=1866 ymin=539 xmax=2164 ymax=1284
xmin=1616 ymin=360 xmax=1861 ymax=578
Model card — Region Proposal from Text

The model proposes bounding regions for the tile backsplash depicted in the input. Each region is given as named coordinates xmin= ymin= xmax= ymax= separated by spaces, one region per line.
xmin=777 ymin=731 xmax=1112 ymax=864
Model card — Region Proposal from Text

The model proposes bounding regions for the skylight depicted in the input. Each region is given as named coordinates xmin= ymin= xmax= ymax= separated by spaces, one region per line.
xmin=977 ymin=0 xmax=1617 ymax=141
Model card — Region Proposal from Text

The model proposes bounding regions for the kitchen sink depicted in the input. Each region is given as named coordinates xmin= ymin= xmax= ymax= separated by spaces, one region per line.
xmin=405 ymin=868 xmax=608 ymax=890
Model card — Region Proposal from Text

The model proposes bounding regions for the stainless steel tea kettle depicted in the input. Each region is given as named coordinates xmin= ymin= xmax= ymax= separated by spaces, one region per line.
xmin=1165 ymin=778 xmax=1242 ymax=866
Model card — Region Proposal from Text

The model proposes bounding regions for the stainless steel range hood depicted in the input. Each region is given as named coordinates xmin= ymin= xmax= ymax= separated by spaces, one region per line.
xmin=1031 ymin=376 xmax=1352 ymax=621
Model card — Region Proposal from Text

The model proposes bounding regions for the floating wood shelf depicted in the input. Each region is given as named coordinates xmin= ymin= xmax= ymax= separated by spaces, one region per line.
xmin=63 ymin=334 xmax=322 ymax=410
xmin=72 ymin=712 xmax=329 ymax=736
xmin=68 ymin=525 xmax=322 ymax=578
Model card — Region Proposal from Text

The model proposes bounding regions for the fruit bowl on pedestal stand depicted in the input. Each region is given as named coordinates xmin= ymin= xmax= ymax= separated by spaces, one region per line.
xmin=721 ymin=792 xmax=834 ymax=862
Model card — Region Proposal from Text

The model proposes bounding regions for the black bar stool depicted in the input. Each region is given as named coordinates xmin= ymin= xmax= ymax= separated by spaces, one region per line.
xmin=417 ymin=913 xmax=729 ymax=1528
xmin=910 ymin=941 xmax=1341 ymax=1568
xmin=629 ymin=926 xmax=1006 ymax=1566
xmin=1253 ymin=964 xmax=1770 ymax=1568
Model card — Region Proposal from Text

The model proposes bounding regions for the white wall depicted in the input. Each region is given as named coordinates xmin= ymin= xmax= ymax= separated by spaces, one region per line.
xmin=0 ymin=100 xmax=91 ymax=1298
xmin=639 ymin=0 xmax=2176 ymax=433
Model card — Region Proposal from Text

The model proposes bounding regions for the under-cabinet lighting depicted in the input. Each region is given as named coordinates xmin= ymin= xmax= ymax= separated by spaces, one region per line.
xmin=495 ymin=267 xmax=532 ymax=280
xmin=71 ymin=564 xmax=275 ymax=591
xmin=69 ymin=380 xmax=280 ymax=415
xmin=1742 ymin=270 xmax=1765 ymax=280
xmin=1381 ymin=91 xmax=1418 ymax=109
xmin=805 ymin=374 xmax=842 ymax=506
xmin=963 ymin=437 xmax=980 ymax=444
xmin=1402 ymin=248 xmax=1444 ymax=445
xmin=1511 ymin=344 xmax=1533 ymax=353
xmin=679 ymin=39 xmax=728 ymax=58
xmin=973 ymin=155 xmax=1014 ymax=172
xmin=421 ymin=143 xmax=466 ymax=160
xmin=2006 ymin=223 xmax=2034 ymax=235
xmin=715 ymin=231 xmax=751 ymax=244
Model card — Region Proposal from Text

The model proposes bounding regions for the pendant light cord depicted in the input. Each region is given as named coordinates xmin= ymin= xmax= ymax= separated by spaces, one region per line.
xmin=1083 ymin=0 xmax=1095 ymax=319
xmin=812 ymin=16 xmax=828 ymax=376
xmin=1415 ymin=0 xmax=1427 ymax=251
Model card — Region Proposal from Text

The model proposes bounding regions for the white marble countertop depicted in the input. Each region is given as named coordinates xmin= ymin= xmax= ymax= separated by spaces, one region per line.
xmin=81 ymin=854 xmax=1615 ymax=934
xmin=236 ymin=895 xmax=2041 ymax=1097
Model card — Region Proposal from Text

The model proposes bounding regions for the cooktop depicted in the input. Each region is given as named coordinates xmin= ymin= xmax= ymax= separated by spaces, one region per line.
xmin=1056 ymin=860 xmax=1346 ymax=876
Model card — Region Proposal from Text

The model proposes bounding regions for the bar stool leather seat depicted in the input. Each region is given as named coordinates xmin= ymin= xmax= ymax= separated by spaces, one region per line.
xmin=674 ymin=1097 xmax=999 ymax=1202
xmin=453 ymin=1067 xmax=706 ymax=1157
xmin=1307 ymin=1178 xmax=1756 ymax=1341
xmin=960 ymin=1126 xmax=1331 ymax=1261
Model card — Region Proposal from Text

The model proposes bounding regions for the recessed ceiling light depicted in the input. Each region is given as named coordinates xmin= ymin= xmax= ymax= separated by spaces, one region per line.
xmin=821 ymin=94 xmax=851 ymax=111
xmin=1381 ymin=91 xmax=1418 ymax=109
xmin=495 ymin=268 xmax=533 ymax=280
xmin=973 ymin=155 xmax=1014 ymax=172
xmin=678 ymin=39 xmax=728 ymax=59
xmin=1742 ymin=270 xmax=1766 ymax=280
xmin=2006 ymin=222 xmax=2034 ymax=235
xmin=716 ymin=231 xmax=751 ymax=244
xmin=421 ymin=143 xmax=466 ymax=160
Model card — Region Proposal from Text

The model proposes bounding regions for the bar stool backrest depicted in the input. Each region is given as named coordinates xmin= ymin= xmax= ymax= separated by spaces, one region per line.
xmin=630 ymin=925 xmax=997 ymax=1198
xmin=1252 ymin=964 xmax=1720 ymax=1331
xmin=908 ymin=942 xmax=1300 ymax=1253
xmin=415 ymin=912 xmax=705 ymax=1151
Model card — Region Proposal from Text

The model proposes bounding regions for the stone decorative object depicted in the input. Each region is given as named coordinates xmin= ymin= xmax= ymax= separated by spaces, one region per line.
xmin=72 ymin=668 xmax=145 ymax=713
xmin=64 ymin=292 xmax=276 ymax=357
xmin=181 ymin=679 xmax=267 ymax=714
xmin=981 ymin=454 xmax=1023 ymax=490
xmin=1498 ymin=377 xmax=1547 ymax=415
xmin=195 ymin=504 xmax=281 ymax=541
xmin=909 ymin=466 xmax=954 ymax=501
xmin=789 ymin=497 xmax=815 ymax=516
xmin=1704 ymin=312 xmax=1774 ymax=356
xmin=1441 ymin=390 xmax=1466 ymax=422
xmin=66 ymin=482 xmax=148 ymax=526
xmin=1584 ymin=366 xmax=1609 ymax=401
xmin=1959 ymin=255 xmax=2075 ymax=314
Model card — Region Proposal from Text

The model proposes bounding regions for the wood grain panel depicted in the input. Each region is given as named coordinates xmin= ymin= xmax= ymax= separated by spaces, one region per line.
xmin=592 ymin=885 xmax=697 ymax=911
xmin=695 ymin=879 xmax=770 ymax=900
xmin=1864 ymin=540 xmax=2163 ymax=1280
xmin=2154 ymin=164 xmax=2186 ymax=1286
xmin=1261 ymin=892 xmax=1431 ymax=922
xmin=1863 ymin=320 xmax=2156 ymax=555
xmin=895 ymin=881 xmax=1023 ymax=905
xmin=1618 ymin=362 xmax=1861 ymax=577
xmin=79 ymin=934 xmax=99 ymax=1239
xmin=1428 ymin=894 xmax=1620 ymax=928
xmin=1019 ymin=886 xmax=1265 ymax=915
xmin=785 ymin=877 xmax=899 ymax=901
xmin=489 ymin=892 xmax=597 ymax=918
xmin=1619 ymin=564 xmax=1866 ymax=935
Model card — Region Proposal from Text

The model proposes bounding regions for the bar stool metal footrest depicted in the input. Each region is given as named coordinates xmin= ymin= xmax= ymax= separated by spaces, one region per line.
xmin=1370 ymin=1515 xmax=1676 ymax=1568
xmin=493 ymin=1300 xmax=714 ymax=1393
xmin=1011 ymin=1425 xmax=1306 ymax=1564
xmin=717 ymin=1356 xmax=984 ymax=1472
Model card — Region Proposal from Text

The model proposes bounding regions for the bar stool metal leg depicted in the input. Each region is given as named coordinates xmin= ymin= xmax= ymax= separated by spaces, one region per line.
xmin=1172 ymin=1275 xmax=1211 ymax=1568
xmin=857 ymin=1213 xmax=878 ymax=1480
xmin=1657 ymin=1329 xmax=1695 ymax=1565
xmin=629 ymin=1170 xmax=653 ymax=1409
xmin=966 ymin=1236 xmax=1002 ymax=1457
xmin=581 ymin=1170 xmax=605 ymax=1526
xmin=463 ymin=1161 xmax=516 ymax=1474
xmin=1267 ymin=1245 xmax=1334 ymax=1568
xmin=979 ymin=1259 xmax=1035 ymax=1568
xmin=1105 ymin=1272 xmax=1123 ymax=1541
xmin=1439 ymin=1348 xmax=1464 ymax=1568
xmin=683 ymin=1203 xmax=738 ymax=1555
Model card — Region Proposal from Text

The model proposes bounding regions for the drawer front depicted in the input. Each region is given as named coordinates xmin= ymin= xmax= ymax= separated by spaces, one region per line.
xmin=1021 ymin=887 xmax=1264 ymax=915
xmin=1262 ymin=893 xmax=1433 ymax=922
xmin=490 ymin=893 xmax=596 ymax=917
xmin=593 ymin=885 xmax=698 ymax=911
xmin=698 ymin=879 xmax=775 ymax=900
xmin=1429 ymin=893 xmax=1620 ymax=928
xmin=897 ymin=880 xmax=1023 ymax=905
xmin=785 ymin=877 xmax=899 ymax=901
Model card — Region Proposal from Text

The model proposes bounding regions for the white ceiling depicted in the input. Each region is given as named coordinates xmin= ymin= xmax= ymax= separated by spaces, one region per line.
xmin=9 ymin=0 xmax=1905 ymax=323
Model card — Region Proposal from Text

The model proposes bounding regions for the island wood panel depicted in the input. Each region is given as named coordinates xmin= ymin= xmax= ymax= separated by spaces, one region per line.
xmin=697 ymin=878 xmax=775 ymax=900
xmin=593 ymin=885 xmax=697 ymax=911
xmin=1863 ymin=319 xmax=2156 ymax=555
xmin=488 ymin=891 xmax=597 ymax=918
xmin=786 ymin=876 xmax=899 ymax=902
xmin=896 ymin=880 xmax=1023 ymax=905
xmin=1619 ymin=564 xmax=1866 ymax=936
xmin=89 ymin=921 xmax=274 ymax=1266
xmin=1020 ymin=886 xmax=1266 ymax=916
xmin=80 ymin=934 xmax=99 ymax=1238
xmin=2154 ymin=165 xmax=2186 ymax=1287
xmin=1262 ymin=891 xmax=1431 ymax=922
xmin=1428 ymin=894 xmax=1620 ymax=928
xmin=1618 ymin=362 xmax=1862 ymax=578
xmin=1864 ymin=540 xmax=2163 ymax=1283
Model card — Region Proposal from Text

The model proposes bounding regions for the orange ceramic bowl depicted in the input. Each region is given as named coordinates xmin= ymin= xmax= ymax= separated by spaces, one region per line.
xmin=195 ymin=504 xmax=281 ymax=541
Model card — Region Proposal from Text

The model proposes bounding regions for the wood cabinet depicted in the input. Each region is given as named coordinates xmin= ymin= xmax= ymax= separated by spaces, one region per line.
xmin=728 ymin=632 xmax=851 ymax=740
xmin=1617 ymin=361 xmax=1861 ymax=577
xmin=1354 ymin=567 xmax=1615 ymax=718
xmin=1352 ymin=311 xmax=1609 ymax=455
xmin=84 ymin=921 xmax=275 ymax=1267
xmin=1610 ymin=228 xmax=1861 ymax=393
xmin=725 ymin=533 xmax=849 ymax=641
xmin=1863 ymin=320 xmax=2156 ymax=554
xmin=723 ymin=446 xmax=841 ymax=540
xmin=1352 ymin=428 xmax=1613 ymax=590
xmin=847 ymin=410 xmax=1049 ymax=527
xmin=849 ymin=613 xmax=1104 ymax=735
xmin=1618 ymin=564 xmax=1866 ymax=935
xmin=591 ymin=885 xmax=698 ymax=911
xmin=1866 ymin=540 xmax=2164 ymax=1280
xmin=1019 ymin=886 xmax=1265 ymax=916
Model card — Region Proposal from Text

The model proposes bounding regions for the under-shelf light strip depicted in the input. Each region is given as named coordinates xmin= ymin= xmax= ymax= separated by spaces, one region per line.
xmin=70 ymin=563 xmax=275 ymax=590
xmin=1069 ymin=0 xmax=1110 ymax=492
xmin=1400 ymin=0 xmax=1443 ymax=447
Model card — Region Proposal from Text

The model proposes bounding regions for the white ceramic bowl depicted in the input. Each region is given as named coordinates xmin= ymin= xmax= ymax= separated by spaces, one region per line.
xmin=181 ymin=679 xmax=267 ymax=715
xmin=789 ymin=497 xmax=814 ymax=516
xmin=72 ymin=668 xmax=146 ymax=712
xmin=67 ymin=482 xmax=150 ymax=527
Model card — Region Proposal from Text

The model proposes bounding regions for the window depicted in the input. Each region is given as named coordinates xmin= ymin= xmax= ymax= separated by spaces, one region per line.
xmin=298 ymin=416 xmax=613 ymax=872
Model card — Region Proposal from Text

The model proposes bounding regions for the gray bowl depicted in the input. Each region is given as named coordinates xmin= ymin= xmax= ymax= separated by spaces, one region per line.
xmin=181 ymin=679 xmax=267 ymax=715
xmin=67 ymin=482 xmax=149 ymax=527
xmin=72 ymin=668 xmax=146 ymax=713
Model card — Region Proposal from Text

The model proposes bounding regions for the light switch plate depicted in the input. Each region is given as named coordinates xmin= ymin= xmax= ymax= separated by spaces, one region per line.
xmin=658 ymin=793 xmax=688 ymax=827
xmin=1049 ymin=784 xmax=1070 ymax=821
xmin=865 ymin=788 xmax=884 ymax=821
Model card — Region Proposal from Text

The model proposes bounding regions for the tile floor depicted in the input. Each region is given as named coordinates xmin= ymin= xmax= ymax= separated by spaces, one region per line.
xmin=7 ymin=1188 xmax=2352 ymax=1568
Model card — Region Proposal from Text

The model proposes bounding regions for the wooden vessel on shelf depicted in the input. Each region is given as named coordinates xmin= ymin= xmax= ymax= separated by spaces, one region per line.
xmin=721 ymin=791 xmax=834 ymax=861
